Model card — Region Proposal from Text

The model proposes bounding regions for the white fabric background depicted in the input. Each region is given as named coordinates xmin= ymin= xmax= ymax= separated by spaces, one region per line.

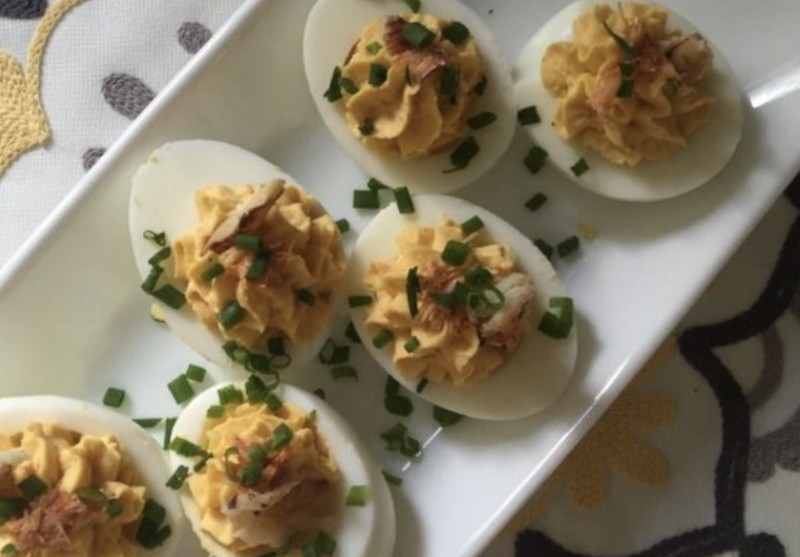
xmin=2 ymin=2 xmax=800 ymax=557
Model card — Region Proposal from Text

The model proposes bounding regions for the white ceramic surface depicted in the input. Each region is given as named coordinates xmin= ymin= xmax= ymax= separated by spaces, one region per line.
xmin=1 ymin=1 xmax=800 ymax=556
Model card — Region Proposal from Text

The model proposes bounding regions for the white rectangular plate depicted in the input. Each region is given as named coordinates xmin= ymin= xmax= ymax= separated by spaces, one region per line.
xmin=2 ymin=0 xmax=800 ymax=556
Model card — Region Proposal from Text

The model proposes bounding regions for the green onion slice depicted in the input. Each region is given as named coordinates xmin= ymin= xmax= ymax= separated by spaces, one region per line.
xmin=147 ymin=247 xmax=171 ymax=266
xmin=446 ymin=137 xmax=479 ymax=172
xmin=345 ymin=321 xmax=361 ymax=344
xmin=217 ymin=385 xmax=245 ymax=405
xmin=393 ymin=186 xmax=415 ymax=214
xmin=441 ymin=240 xmax=470 ymax=266
xmin=217 ymin=301 xmax=245 ymax=329
xmin=206 ymin=405 xmax=225 ymax=419
xmin=102 ymin=387 xmax=126 ymax=408
xmin=185 ymin=364 xmax=206 ymax=382
xmin=166 ymin=465 xmax=190 ymax=490
xmin=168 ymin=375 xmax=194 ymax=404
xmin=271 ymin=423 xmax=294 ymax=450
xmin=368 ymin=63 xmax=388 ymax=87
xmin=384 ymin=394 xmax=413 ymax=417
xmin=76 ymin=487 xmax=108 ymax=506
xmin=345 ymin=485 xmax=370 ymax=507
xmin=324 ymin=66 xmax=343 ymax=102
xmin=402 ymin=21 xmax=435 ymax=48
xmin=433 ymin=405 xmax=464 ymax=427
xmin=460 ymin=215 xmax=485 ymax=235
xmin=353 ymin=189 xmax=380 ymax=210
xmin=467 ymin=111 xmax=497 ymax=130
xmin=382 ymin=471 xmax=403 ymax=486
xmin=439 ymin=65 xmax=460 ymax=97
xmin=348 ymin=295 xmax=373 ymax=308
xmin=571 ymin=158 xmax=590 ymax=177
xmin=517 ymin=105 xmax=541 ymax=125
xmin=133 ymin=418 xmax=162 ymax=429
xmin=331 ymin=365 xmax=359 ymax=381
xmin=372 ymin=329 xmax=394 ymax=349
xmin=415 ymin=379 xmax=429 ymax=393
xmin=442 ymin=21 xmax=470 ymax=44
xmin=143 ymin=230 xmax=167 ymax=247
xmin=406 ymin=267 xmax=420 ymax=318
xmin=201 ymin=263 xmax=225 ymax=282
xmin=340 ymin=77 xmax=359 ymax=95
xmin=533 ymin=238 xmax=554 ymax=260
xmin=556 ymin=236 xmax=581 ymax=257
xmin=366 ymin=41 xmax=382 ymax=55
xmin=403 ymin=0 xmax=421 ymax=12
xmin=18 ymin=476 xmax=47 ymax=500
xmin=246 ymin=251 xmax=270 ymax=280
xmin=163 ymin=418 xmax=177 ymax=450
xmin=359 ymin=119 xmax=375 ymax=136
xmin=140 ymin=266 xmax=163 ymax=294
xmin=525 ymin=192 xmax=548 ymax=212
xmin=336 ymin=219 xmax=350 ymax=234
xmin=524 ymin=146 xmax=548 ymax=174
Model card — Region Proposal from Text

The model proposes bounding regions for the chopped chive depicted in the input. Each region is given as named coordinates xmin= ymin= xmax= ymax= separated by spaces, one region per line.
xmin=380 ymin=423 xmax=422 ymax=458
xmin=168 ymin=375 xmax=194 ymax=404
xmin=662 ymin=79 xmax=679 ymax=97
xmin=353 ymin=189 xmax=380 ymax=209
xmin=372 ymin=329 xmax=394 ymax=349
xmin=538 ymin=296 xmax=574 ymax=339
xmin=439 ymin=65 xmax=460 ymax=97
xmin=345 ymin=321 xmax=361 ymax=344
xmin=133 ymin=418 xmax=162 ymax=429
xmin=185 ymin=364 xmax=206 ymax=382
xmin=206 ymin=405 xmax=225 ymax=419
xmin=324 ymin=66 xmax=342 ymax=102
xmin=345 ymin=485 xmax=370 ymax=507
xmin=385 ymin=376 xmax=400 ymax=397
xmin=143 ymin=230 xmax=167 ymax=247
xmin=402 ymin=21 xmax=435 ymax=49
xmin=617 ymin=79 xmax=635 ymax=98
xmin=602 ymin=20 xmax=636 ymax=58
xmin=404 ymin=336 xmax=421 ymax=353
xmin=441 ymin=240 xmax=470 ymax=266
xmin=433 ymin=405 xmax=464 ymax=427
xmin=76 ymin=487 xmax=107 ymax=506
xmin=313 ymin=388 xmax=326 ymax=400
xmin=619 ymin=61 xmax=635 ymax=77
xmin=141 ymin=266 xmax=163 ymax=294
xmin=368 ymin=63 xmax=388 ymax=87
xmin=367 ymin=177 xmax=388 ymax=190
xmin=201 ymin=263 xmax=225 ymax=282
xmin=348 ymin=295 xmax=373 ymax=308
xmin=382 ymin=471 xmax=403 ymax=486
xmin=336 ymin=219 xmax=351 ymax=234
xmin=415 ymin=379 xmax=429 ymax=393
xmin=268 ymin=337 xmax=285 ymax=355
xmin=474 ymin=74 xmax=488 ymax=95
xmin=0 ymin=545 xmax=16 ymax=557
xmin=340 ymin=77 xmax=359 ymax=95
xmin=393 ymin=186 xmax=415 ymax=214
xmin=331 ymin=365 xmax=359 ymax=381
xmin=18 ymin=475 xmax=47 ymax=500
xmin=406 ymin=267 xmax=420 ymax=318
xmin=442 ymin=21 xmax=470 ymax=44
xmin=271 ymin=423 xmax=294 ymax=450
xmin=447 ymin=137 xmax=479 ymax=172
xmin=107 ymin=499 xmax=124 ymax=518
xmin=246 ymin=251 xmax=270 ymax=280
xmin=147 ymin=247 xmax=172 ymax=266
xmin=461 ymin=215 xmax=485 ymax=235
xmin=297 ymin=289 xmax=316 ymax=306
xmin=265 ymin=393 xmax=283 ymax=411
xmin=467 ymin=111 xmax=497 ymax=130
xmin=217 ymin=301 xmax=245 ymax=329
xmin=525 ymin=193 xmax=548 ymax=212
xmin=571 ymin=158 xmax=590 ymax=177
xmin=103 ymin=388 xmax=126 ymax=408
xmin=429 ymin=291 xmax=456 ymax=309
xmin=366 ymin=41 xmax=382 ymax=55
xmin=0 ymin=500 xmax=25 ymax=522
xmin=235 ymin=234 xmax=262 ymax=252
xmin=152 ymin=285 xmax=186 ymax=310
xmin=166 ymin=465 xmax=190 ymax=490
xmin=384 ymin=394 xmax=413 ymax=416
xmin=517 ymin=105 xmax=541 ymax=125
xmin=169 ymin=437 xmax=206 ymax=458
xmin=136 ymin=498 xmax=171 ymax=549
xmin=163 ymin=418 xmax=177 ymax=450
xmin=319 ymin=340 xmax=350 ymax=365
xmin=245 ymin=374 xmax=269 ymax=404
xmin=307 ymin=532 xmax=337 ymax=556
xmin=556 ymin=236 xmax=580 ymax=257
xmin=359 ymin=119 xmax=375 ymax=136
xmin=403 ymin=0 xmax=421 ymax=12
xmin=218 ymin=385 xmax=245 ymax=405
xmin=524 ymin=146 xmax=548 ymax=174
xmin=142 ymin=498 xmax=166 ymax=525
xmin=533 ymin=238 xmax=554 ymax=260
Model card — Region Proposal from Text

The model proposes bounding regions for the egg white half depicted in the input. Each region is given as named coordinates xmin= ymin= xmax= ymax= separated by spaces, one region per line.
xmin=0 ymin=396 xmax=183 ymax=557
xmin=513 ymin=0 xmax=743 ymax=202
xmin=303 ymin=0 xmax=516 ymax=194
xmin=129 ymin=140 xmax=339 ymax=370
xmin=169 ymin=382 xmax=396 ymax=557
xmin=348 ymin=195 xmax=578 ymax=420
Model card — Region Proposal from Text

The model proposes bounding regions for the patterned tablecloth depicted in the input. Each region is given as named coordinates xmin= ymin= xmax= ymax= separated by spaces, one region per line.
xmin=2 ymin=2 xmax=799 ymax=556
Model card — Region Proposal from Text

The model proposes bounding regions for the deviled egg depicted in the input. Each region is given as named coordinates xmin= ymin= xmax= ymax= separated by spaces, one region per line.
xmin=514 ymin=0 xmax=742 ymax=201
xmin=0 ymin=396 xmax=182 ymax=557
xmin=129 ymin=140 xmax=346 ymax=370
xmin=348 ymin=195 xmax=578 ymax=420
xmin=303 ymin=0 xmax=516 ymax=193
xmin=168 ymin=381 xmax=395 ymax=557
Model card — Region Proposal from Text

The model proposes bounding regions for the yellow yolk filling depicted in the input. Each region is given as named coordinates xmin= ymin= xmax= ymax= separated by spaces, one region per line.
xmin=541 ymin=3 xmax=715 ymax=166
xmin=341 ymin=14 xmax=484 ymax=159
xmin=187 ymin=402 xmax=339 ymax=553
xmin=173 ymin=183 xmax=346 ymax=349
xmin=0 ymin=423 xmax=146 ymax=557
xmin=365 ymin=220 xmax=521 ymax=384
